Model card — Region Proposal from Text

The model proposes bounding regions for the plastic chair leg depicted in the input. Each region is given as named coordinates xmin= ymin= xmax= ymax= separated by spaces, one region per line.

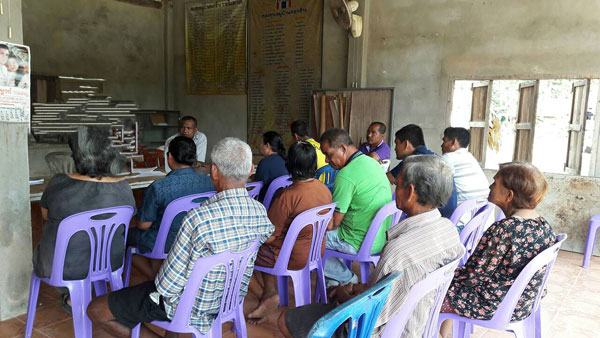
xmin=277 ymin=275 xmax=289 ymax=306
xmin=344 ymin=259 xmax=352 ymax=270
xmin=359 ymin=262 xmax=371 ymax=284
xmin=131 ymin=324 xmax=141 ymax=338
xmin=315 ymin=265 xmax=327 ymax=304
xmin=123 ymin=247 xmax=135 ymax=286
xmin=292 ymin=270 xmax=312 ymax=307
xmin=233 ymin=305 xmax=247 ymax=338
xmin=582 ymin=221 xmax=599 ymax=268
xmin=110 ymin=270 xmax=124 ymax=292
xmin=69 ymin=281 xmax=93 ymax=338
xmin=25 ymin=275 xmax=40 ymax=338
xmin=93 ymin=280 xmax=107 ymax=297
xmin=534 ymin=308 xmax=542 ymax=338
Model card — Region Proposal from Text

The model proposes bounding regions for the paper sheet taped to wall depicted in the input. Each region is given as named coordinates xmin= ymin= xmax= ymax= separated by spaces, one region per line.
xmin=0 ymin=41 xmax=31 ymax=124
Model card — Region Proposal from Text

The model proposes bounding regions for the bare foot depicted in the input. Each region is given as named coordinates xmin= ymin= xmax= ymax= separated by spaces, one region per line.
xmin=247 ymin=293 xmax=280 ymax=323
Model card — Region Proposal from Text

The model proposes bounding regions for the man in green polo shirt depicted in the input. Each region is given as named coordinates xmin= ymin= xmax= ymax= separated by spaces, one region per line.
xmin=320 ymin=128 xmax=392 ymax=287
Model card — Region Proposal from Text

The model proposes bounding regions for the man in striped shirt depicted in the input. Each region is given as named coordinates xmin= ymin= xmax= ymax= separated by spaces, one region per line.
xmin=88 ymin=137 xmax=274 ymax=338
xmin=278 ymin=155 xmax=465 ymax=337
xmin=441 ymin=127 xmax=490 ymax=203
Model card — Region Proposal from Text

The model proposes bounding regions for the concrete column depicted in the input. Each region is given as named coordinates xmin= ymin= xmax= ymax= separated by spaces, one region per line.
xmin=0 ymin=0 xmax=31 ymax=320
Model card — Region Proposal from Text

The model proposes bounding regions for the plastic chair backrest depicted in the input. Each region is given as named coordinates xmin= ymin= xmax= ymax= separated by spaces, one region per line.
xmin=308 ymin=272 xmax=402 ymax=338
xmin=168 ymin=239 xmax=261 ymax=328
xmin=49 ymin=206 xmax=134 ymax=284
xmin=356 ymin=201 xmax=404 ymax=257
xmin=487 ymin=233 xmax=566 ymax=325
xmin=449 ymin=197 xmax=489 ymax=225
xmin=262 ymin=175 xmax=293 ymax=210
xmin=246 ymin=182 xmax=263 ymax=200
xmin=458 ymin=204 xmax=495 ymax=266
xmin=380 ymin=257 xmax=462 ymax=338
xmin=151 ymin=191 xmax=216 ymax=257
xmin=315 ymin=165 xmax=338 ymax=191
xmin=271 ymin=203 xmax=337 ymax=272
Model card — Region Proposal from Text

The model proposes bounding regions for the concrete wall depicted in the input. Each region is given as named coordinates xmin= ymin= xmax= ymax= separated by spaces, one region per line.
xmin=365 ymin=0 xmax=600 ymax=151
xmin=0 ymin=0 xmax=31 ymax=320
xmin=168 ymin=0 xmax=347 ymax=158
xmin=483 ymin=169 xmax=600 ymax=255
xmin=22 ymin=0 xmax=165 ymax=108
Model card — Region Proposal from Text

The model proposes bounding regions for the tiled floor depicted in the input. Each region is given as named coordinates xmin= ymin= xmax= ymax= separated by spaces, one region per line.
xmin=1 ymin=250 xmax=599 ymax=338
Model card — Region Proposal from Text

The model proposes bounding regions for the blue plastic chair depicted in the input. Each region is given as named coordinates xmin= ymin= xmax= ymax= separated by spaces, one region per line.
xmin=308 ymin=272 xmax=402 ymax=338
xmin=315 ymin=165 xmax=338 ymax=193
xmin=26 ymin=206 xmax=135 ymax=338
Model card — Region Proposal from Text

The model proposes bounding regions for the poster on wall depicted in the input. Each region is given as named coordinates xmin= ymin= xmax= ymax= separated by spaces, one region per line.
xmin=247 ymin=0 xmax=323 ymax=150
xmin=0 ymin=41 xmax=30 ymax=124
xmin=185 ymin=0 xmax=247 ymax=95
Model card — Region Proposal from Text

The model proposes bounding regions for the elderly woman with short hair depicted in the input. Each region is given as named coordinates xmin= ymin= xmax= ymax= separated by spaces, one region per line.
xmin=440 ymin=162 xmax=557 ymax=337
xmin=33 ymin=126 xmax=135 ymax=312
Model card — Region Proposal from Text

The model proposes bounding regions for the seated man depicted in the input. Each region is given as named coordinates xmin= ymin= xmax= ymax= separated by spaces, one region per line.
xmin=358 ymin=121 xmax=391 ymax=162
xmin=278 ymin=155 xmax=465 ymax=338
xmin=387 ymin=124 xmax=458 ymax=218
xmin=164 ymin=116 xmax=207 ymax=172
xmin=290 ymin=120 xmax=328 ymax=183
xmin=87 ymin=137 xmax=274 ymax=338
xmin=441 ymin=127 xmax=489 ymax=203
xmin=320 ymin=128 xmax=392 ymax=287
xmin=128 ymin=136 xmax=214 ymax=280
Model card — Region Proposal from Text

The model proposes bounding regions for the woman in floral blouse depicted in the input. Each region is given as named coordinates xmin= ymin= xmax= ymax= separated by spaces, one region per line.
xmin=440 ymin=162 xmax=556 ymax=337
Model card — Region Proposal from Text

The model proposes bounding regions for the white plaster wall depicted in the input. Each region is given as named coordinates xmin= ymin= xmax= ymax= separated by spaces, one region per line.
xmin=365 ymin=0 xmax=600 ymax=152
xmin=21 ymin=0 xmax=165 ymax=108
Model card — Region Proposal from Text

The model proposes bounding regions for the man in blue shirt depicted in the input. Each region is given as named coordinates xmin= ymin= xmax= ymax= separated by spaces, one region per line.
xmin=387 ymin=124 xmax=458 ymax=218
xmin=128 ymin=136 xmax=214 ymax=279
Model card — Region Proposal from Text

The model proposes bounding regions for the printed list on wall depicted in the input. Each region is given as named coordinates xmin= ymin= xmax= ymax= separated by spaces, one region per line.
xmin=248 ymin=0 xmax=323 ymax=150
xmin=0 ymin=41 xmax=31 ymax=125
xmin=185 ymin=0 xmax=247 ymax=95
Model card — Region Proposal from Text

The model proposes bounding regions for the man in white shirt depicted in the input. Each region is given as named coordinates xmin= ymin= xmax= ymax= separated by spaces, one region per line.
xmin=164 ymin=116 xmax=207 ymax=172
xmin=441 ymin=127 xmax=489 ymax=202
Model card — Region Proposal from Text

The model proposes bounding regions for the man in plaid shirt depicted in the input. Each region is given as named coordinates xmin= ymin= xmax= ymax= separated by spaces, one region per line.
xmin=88 ymin=137 xmax=274 ymax=337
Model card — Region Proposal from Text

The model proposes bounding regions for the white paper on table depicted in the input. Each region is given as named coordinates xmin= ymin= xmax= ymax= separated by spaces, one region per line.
xmin=126 ymin=167 xmax=167 ymax=179
xmin=29 ymin=178 xmax=44 ymax=185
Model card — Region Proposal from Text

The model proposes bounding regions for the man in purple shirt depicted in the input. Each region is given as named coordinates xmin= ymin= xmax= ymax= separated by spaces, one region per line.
xmin=358 ymin=122 xmax=391 ymax=162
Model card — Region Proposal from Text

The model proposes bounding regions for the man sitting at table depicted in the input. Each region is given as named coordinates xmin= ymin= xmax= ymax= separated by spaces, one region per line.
xmin=387 ymin=124 xmax=458 ymax=218
xmin=278 ymin=155 xmax=465 ymax=337
xmin=358 ymin=121 xmax=391 ymax=162
xmin=320 ymin=128 xmax=392 ymax=288
xmin=88 ymin=137 xmax=274 ymax=338
xmin=164 ymin=116 xmax=207 ymax=172
xmin=128 ymin=136 xmax=214 ymax=280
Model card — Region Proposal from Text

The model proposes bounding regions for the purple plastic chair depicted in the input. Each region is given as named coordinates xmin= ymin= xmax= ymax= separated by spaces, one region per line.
xmin=25 ymin=206 xmax=135 ymax=338
xmin=322 ymin=201 xmax=405 ymax=284
xmin=449 ymin=197 xmax=489 ymax=225
xmin=123 ymin=191 xmax=216 ymax=286
xmin=380 ymin=256 xmax=462 ymax=338
xmin=582 ymin=214 xmax=600 ymax=268
xmin=246 ymin=181 xmax=263 ymax=200
xmin=438 ymin=233 xmax=567 ymax=338
xmin=457 ymin=204 xmax=495 ymax=267
xmin=131 ymin=240 xmax=260 ymax=338
xmin=254 ymin=202 xmax=337 ymax=307
xmin=262 ymin=174 xmax=292 ymax=210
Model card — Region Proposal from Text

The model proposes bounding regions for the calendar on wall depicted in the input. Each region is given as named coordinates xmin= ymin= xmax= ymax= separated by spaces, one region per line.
xmin=0 ymin=41 xmax=30 ymax=124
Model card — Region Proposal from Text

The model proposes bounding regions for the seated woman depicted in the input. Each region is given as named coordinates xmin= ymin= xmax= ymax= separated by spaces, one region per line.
xmin=254 ymin=131 xmax=288 ymax=201
xmin=33 ymin=126 xmax=136 ymax=313
xmin=248 ymin=141 xmax=332 ymax=323
xmin=440 ymin=162 xmax=557 ymax=337
xmin=127 ymin=136 xmax=214 ymax=280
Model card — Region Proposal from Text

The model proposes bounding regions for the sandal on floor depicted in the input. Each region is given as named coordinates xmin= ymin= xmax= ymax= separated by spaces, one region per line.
xmin=60 ymin=293 xmax=72 ymax=315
